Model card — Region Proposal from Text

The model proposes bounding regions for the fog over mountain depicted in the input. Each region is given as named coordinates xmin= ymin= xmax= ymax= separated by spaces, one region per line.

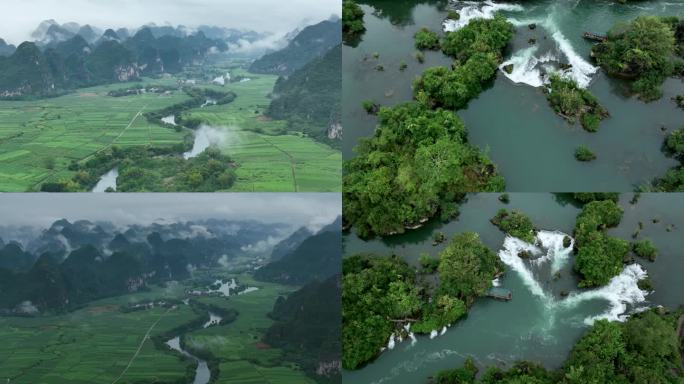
xmin=0 ymin=0 xmax=340 ymax=45
xmin=0 ymin=193 xmax=340 ymax=231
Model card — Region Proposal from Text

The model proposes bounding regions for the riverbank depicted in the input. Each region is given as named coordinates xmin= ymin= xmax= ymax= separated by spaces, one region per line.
xmin=343 ymin=193 xmax=684 ymax=383
xmin=343 ymin=0 xmax=684 ymax=191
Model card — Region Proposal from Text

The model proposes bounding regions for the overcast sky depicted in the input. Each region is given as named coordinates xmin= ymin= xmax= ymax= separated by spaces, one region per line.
xmin=0 ymin=193 xmax=340 ymax=230
xmin=0 ymin=0 xmax=340 ymax=45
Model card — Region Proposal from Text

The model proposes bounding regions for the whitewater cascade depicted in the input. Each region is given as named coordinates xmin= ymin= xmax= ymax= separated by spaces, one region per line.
xmin=443 ymin=0 xmax=598 ymax=88
xmin=443 ymin=1 xmax=524 ymax=31
xmin=498 ymin=230 xmax=649 ymax=325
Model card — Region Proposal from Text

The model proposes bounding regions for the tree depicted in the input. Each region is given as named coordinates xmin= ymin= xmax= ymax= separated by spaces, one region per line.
xmin=438 ymin=232 xmax=501 ymax=301
xmin=342 ymin=1 xmax=365 ymax=36
xmin=414 ymin=27 xmax=440 ymax=50
xmin=593 ymin=16 xmax=677 ymax=100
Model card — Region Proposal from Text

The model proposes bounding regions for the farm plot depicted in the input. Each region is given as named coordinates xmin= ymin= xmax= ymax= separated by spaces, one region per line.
xmin=185 ymin=69 xmax=341 ymax=192
xmin=0 ymin=288 xmax=198 ymax=384
xmin=0 ymin=80 xmax=188 ymax=191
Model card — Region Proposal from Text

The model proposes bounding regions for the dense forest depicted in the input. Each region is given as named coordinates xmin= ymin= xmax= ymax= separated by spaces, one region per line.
xmin=343 ymin=16 xmax=515 ymax=238
xmin=0 ymin=29 xmax=226 ymax=98
xmin=267 ymin=44 xmax=342 ymax=145
xmin=342 ymin=0 xmax=366 ymax=45
xmin=255 ymin=217 xmax=342 ymax=285
xmin=342 ymin=232 xmax=503 ymax=370
xmin=266 ymin=275 xmax=342 ymax=383
xmin=249 ymin=19 xmax=341 ymax=76
xmin=593 ymin=15 xmax=683 ymax=101
xmin=544 ymin=74 xmax=609 ymax=133
xmin=654 ymin=125 xmax=684 ymax=191
xmin=433 ymin=308 xmax=684 ymax=383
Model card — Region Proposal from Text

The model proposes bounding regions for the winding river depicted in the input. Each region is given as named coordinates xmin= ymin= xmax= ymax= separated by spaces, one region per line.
xmin=166 ymin=336 xmax=211 ymax=384
xmin=91 ymin=168 xmax=118 ymax=192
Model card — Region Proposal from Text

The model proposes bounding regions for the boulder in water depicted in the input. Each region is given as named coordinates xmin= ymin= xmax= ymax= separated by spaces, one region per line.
xmin=517 ymin=250 xmax=532 ymax=259
xmin=503 ymin=64 xmax=514 ymax=74
xmin=563 ymin=236 xmax=571 ymax=248
xmin=528 ymin=38 xmax=536 ymax=45
xmin=559 ymin=63 xmax=573 ymax=71
xmin=528 ymin=23 xmax=536 ymax=30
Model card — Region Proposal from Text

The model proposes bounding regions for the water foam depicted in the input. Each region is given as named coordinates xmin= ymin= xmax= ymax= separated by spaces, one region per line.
xmin=498 ymin=231 xmax=649 ymax=325
xmin=499 ymin=46 xmax=554 ymax=88
xmin=443 ymin=1 xmax=524 ymax=32
xmin=444 ymin=1 xmax=597 ymax=88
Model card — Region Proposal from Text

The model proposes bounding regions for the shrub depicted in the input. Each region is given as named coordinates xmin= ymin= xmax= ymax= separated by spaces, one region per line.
xmin=632 ymin=239 xmax=658 ymax=261
xmin=575 ymin=145 xmax=597 ymax=162
xmin=490 ymin=209 xmax=536 ymax=243
xmin=546 ymin=74 xmax=608 ymax=131
xmin=414 ymin=27 xmax=441 ymax=50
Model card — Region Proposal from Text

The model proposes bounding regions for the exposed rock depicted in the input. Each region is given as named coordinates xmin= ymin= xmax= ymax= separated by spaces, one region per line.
xmin=327 ymin=122 xmax=342 ymax=140
xmin=503 ymin=64 xmax=514 ymax=74
xmin=563 ymin=236 xmax=571 ymax=248
xmin=528 ymin=23 xmax=537 ymax=30
xmin=518 ymin=250 xmax=532 ymax=259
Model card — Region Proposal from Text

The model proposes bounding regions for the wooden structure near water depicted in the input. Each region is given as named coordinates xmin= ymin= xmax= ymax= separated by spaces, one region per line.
xmin=582 ymin=32 xmax=607 ymax=42
xmin=487 ymin=287 xmax=512 ymax=301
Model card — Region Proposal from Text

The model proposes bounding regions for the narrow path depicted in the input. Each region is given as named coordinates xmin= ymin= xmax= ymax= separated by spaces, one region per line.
xmin=84 ymin=104 xmax=147 ymax=161
xmin=261 ymin=137 xmax=298 ymax=192
xmin=111 ymin=307 xmax=173 ymax=384
xmin=32 ymin=105 xmax=148 ymax=190
xmin=111 ymin=105 xmax=147 ymax=147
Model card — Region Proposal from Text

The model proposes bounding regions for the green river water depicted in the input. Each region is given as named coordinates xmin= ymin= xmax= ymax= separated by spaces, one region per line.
xmin=343 ymin=193 xmax=684 ymax=383
xmin=343 ymin=0 xmax=684 ymax=191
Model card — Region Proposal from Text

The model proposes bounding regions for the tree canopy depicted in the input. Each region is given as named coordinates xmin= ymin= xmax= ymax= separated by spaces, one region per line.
xmin=545 ymin=74 xmax=609 ymax=132
xmin=343 ymin=233 xmax=501 ymax=369
xmin=573 ymin=200 xmax=629 ymax=287
xmin=490 ymin=209 xmax=536 ymax=243
xmin=592 ymin=16 xmax=679 ymax=101
xmin=343 ymin=103 xmax=503 ymax=238
xmin=433 ymin=308 xmax=684 ymax=383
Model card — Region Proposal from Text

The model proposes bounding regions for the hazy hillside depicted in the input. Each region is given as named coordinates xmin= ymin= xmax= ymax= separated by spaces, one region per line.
xmin=0 ymin=27 xmax=227 ymax=98
xmin=249 ymin=18 xmax=341 ymax=76
xmin=266 ymin=275 xmax=341 ymax=383
xmin=254 ymin=219 xmax=341 ymax=285
xmin=268 ymin=44 xmax=341 ymax=144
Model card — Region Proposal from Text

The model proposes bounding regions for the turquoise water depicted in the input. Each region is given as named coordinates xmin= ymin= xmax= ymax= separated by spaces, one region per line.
xmin=343 ymin=0 xmax=684 ymax=191
xmin=343 ymin=193 xmax=684 ymax=383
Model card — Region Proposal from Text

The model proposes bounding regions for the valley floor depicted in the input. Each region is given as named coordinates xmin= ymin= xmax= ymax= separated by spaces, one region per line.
xmin=0 ymin=272 xmax=313 ymax=384
xmin=0 ymin=64 xmax=340 ymax=192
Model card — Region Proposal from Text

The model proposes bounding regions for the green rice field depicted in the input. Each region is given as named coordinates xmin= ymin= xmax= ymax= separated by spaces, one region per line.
xmin=0 ymin=66 xmax=341 ymax=192
xmin=185 ymin=69 xmax=341 ymax=192
xmin=0 ymin=79 xmax=188 ymax=192
xmin=0 ymin=273 xmax=313 ymax=384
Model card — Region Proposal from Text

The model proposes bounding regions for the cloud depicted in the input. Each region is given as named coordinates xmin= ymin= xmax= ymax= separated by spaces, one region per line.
xmin=0 ymin=0 xmax=341 ymax=45
xmin=0 ymin=193 xmax=341 ymax=231
xmin=241 ymin=235 xmax=285 ymax=254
